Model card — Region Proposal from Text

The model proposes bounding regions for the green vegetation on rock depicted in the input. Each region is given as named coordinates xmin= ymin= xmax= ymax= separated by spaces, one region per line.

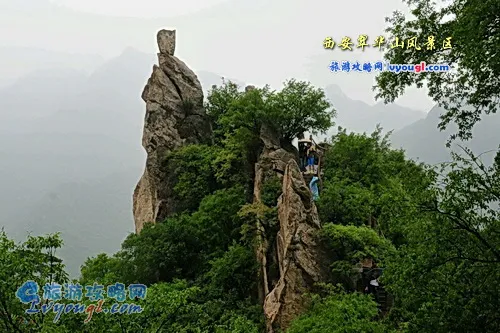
xmin=1 ymin=1 xmax=499 ymax=331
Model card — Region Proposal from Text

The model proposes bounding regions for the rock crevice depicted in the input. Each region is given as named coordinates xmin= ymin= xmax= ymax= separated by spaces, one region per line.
xmin=252 ymin=123 xmax=296 ymax=305
xmin=252 ymin=124 xmax=328 ymax=332
xmin=263 ymin=159 xmax=328 ymax=333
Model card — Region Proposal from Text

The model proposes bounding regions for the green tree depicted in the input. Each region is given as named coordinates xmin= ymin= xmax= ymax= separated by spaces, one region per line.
xmin=382 ymin=148 xmax=500 ymax=332
xmin=0 ymin=232 xmax=69 ymax=332
xmin=163 ymin=144 xmax=221 ymax=212
xmin=201 ymin=244 xmax=258 ymax=302
xmin=205 ymin=80 xmax=335 ymax=192
xmin=318 ymin=127 xmax=430 ymax=241
xmin=319 ymin=224 xmax=396 ymax=290
xmin=111 ymin=186 xmax=246 ymax=285
xmin=206 ymin=84 xmax=270 ymax=191
xmin=374 ymin=0 xmax=500 ymax=141
xmin=190 ymin=186 xmax=247 ymax=258
xmin=288 ymin=287 xmax=391 ymax=333
xmin=79 ymin=253 xmax=123 ymax=286
xmin=266 ymin=79 xmax=335 ymax=142
xmin=115 ymin=215 xmax=204 ymax=285
xmin=207 ymin=79 xmax=335 ymax=144
xmin=59 ymin=279 xmax=204 ymax=333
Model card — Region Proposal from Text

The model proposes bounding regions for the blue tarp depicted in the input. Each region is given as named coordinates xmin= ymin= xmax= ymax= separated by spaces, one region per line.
xmin=309 ymin=176 xmax=319 ymax=201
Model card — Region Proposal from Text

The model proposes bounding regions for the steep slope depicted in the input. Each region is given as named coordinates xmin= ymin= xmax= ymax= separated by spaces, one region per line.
xmin=0 ymin=48 xmax=151 ymax=225
xmin=0 ymin=49 xmax=151 ymax=275
xmin=0 ymin=46 xmax=234 ymax=276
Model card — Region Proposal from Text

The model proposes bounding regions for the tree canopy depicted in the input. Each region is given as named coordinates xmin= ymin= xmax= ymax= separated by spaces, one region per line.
xmin=206 ymin=79 xmax=335 ymax=144
xmin=1 ymin=19 xmax=499 ymax=330
xmin=374 ymin=0 xmax=500 ymax=141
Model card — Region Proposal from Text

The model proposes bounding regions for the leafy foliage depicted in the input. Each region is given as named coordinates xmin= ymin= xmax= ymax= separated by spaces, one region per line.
xmin=114 ymin=186 xmax=246 ymax=285
xmin=315 ymin=125 xmax=500 ymax=332
xmin=2 ymin=68 xmax=499 ymax=332
xmin=266 ymin=79 xmax=335 ymax=142
xmin=374 ymin=0 xmax=500 ymax=141
xmin=318 ymin=127 xmax=430 ymax=240
xmin=0 ymin=231 xmax=68 ymax=332
xmin=288 ymin=287 xmax=391 ymax=333
xmin=382 ymin=148 xmax=500 ymax=332
xmin=204 ymin=79 xmax=334 ymax=197
xmin=319 ymin=224 xmax=396 ymax=289
xmin=163 ymin=144 xmax=221 ymax=212
xmin=206 ymin=79 xmax=335 ymax=144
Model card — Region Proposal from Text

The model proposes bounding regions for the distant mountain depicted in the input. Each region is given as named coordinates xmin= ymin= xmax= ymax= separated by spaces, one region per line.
xmin=27 ymin=48 xmax=156 ymax=141
xmin=12 ymin=169 xmax=139 ymax=276
xmin=0 ymin=68 xmax=88 ymax=127
xmin=324 ymin=84 xmax=426 ymax=135
xmin=0 ymin=47 xmax=152 ymax=190
xmin=197 ymin=70 xmax=246 ymax=96
xmin=391 ymin=105 xmax=500 ymax=165
xmin=0 ymin=48 xmax=152 ymax=276
xmin=0 ymin=46 xmax=103 ymax=89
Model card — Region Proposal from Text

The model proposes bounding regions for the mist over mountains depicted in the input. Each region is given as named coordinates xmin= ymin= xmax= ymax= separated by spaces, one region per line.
xmin=391 ymin=105 xmax=500 ymax=165
xmin=324 ymin=84 xmax=425 ymax=134
xmin=0 ymin=48 xmax=151 ymax=275
xmin=1 ymin=46 xmax=497 ymax=276
xmin=0 ymin=46 xmax=103 ymax=89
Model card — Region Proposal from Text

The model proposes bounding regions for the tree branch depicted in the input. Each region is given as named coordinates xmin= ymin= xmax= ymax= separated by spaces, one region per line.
xmin=0 ymin=294 xmax=24 ymax=333
xmin=118 ymin=317 xmax=126 ymax=333
xmin=437 ymin=209 xmax=500 ymax=262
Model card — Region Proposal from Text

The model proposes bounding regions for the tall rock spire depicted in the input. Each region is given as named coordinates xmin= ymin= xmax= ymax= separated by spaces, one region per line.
xmin=133 ymin=29 xmax=212 ymax=233
xmin=263 ymin=159 xmax=328 ymax=332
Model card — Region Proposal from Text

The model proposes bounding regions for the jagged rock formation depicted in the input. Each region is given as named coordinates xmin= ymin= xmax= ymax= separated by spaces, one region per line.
xmin=263 ymin=159 xmax=328 ymax=333
xmin=133 ymin=32 xmax=328 ymax=327
xmin=133 ymin=30 xmax=212 ymax=233
xmin=253 ymin=123 xmax=296 ymax=304
xmin=252 ymin=123 xmax=328 ymax=332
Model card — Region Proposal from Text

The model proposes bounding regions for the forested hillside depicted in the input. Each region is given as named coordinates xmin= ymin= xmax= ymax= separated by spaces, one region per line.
xmin=0 ymin=0 xmax=499 ymax=332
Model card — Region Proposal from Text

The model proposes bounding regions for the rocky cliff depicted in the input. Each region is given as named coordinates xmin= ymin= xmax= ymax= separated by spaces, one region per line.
xmin=133 ymin=31 xmax=328 ymax=329
xmin=263 ymin=159 xmax=328 ymax=332
xmin=252 ymin=123 xmax=296 ymax=304
xmin=133 ymin=30 xmax=212 ymax=233
xmin=252 ymin=123 xmax=328 ymax=332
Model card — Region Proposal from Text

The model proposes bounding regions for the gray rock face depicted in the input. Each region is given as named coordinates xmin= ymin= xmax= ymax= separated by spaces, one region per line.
xmin=252 ymin=123 xmax=296 ymax=305
xmin=263 ymin=159 xmax=328 ymax=332
xmin=157 ymin=30 xmax=176 ymax=55
xmin=133 ymin=29 xmax=212 ymax=233
xmin=252 ymin=123 xmax=328 ymax=332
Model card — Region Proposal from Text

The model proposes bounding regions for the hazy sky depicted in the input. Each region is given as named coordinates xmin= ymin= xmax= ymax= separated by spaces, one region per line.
xmin=51 ymin=0 xmax=230 ymax=17
xmin=1 ymin=0 xmax=435 ymax=111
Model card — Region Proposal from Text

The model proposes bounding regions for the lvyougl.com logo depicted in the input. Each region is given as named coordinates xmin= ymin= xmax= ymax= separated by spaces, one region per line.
xmin=16 ymin=280 xmax=146 ymax=324
xmin=329 ymin=61 xmax=450 ymax=73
